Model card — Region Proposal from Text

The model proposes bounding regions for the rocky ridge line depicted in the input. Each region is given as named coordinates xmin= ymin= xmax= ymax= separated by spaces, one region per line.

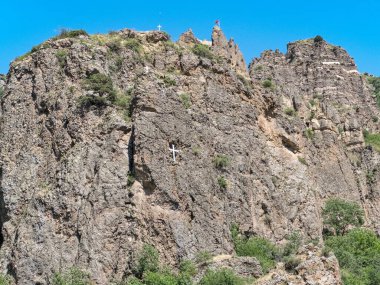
xmin=0 ymin=28 xmax=378 ymax=284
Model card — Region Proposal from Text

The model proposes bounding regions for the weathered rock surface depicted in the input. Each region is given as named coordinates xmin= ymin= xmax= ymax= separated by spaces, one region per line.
xmin=194 ymin=254 xmax=262 ymax=282
xmin=256 ymin=245 xmax=342 ymax=285
xmin=212 ymin=26 xmax=248 ymax=77
xmin=0 ymin=29 xmax=378 ymax=284
xmin=0 ymin=75 xmax=5 ymax=89
xmin=178 ymin=29 xmax=200 ymax=46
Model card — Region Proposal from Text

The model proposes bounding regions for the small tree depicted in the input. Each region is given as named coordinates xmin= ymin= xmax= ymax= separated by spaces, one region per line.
xmin=322 ymin=198 xmax=364 ymax=236
xmin=134 ymin=244 xmax=160 ymax=278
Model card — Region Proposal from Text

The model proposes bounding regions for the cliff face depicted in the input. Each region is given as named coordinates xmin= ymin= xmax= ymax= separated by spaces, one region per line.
xmin=0 ymin=28 xmax=378 ymax=284
xmin=249 ymin=38 xmax=380 ymax=231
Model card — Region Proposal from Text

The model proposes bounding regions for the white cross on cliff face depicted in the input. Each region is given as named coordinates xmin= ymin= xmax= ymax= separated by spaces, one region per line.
xmin=169 ymin=144 xmax=179 ymax=162
xmin=157 ymin=24 xmax=162 ymax=31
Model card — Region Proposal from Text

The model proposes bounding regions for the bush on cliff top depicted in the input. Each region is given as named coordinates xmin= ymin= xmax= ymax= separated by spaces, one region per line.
xmin=54 ymin=29 xmax=88 ymax=40
xmin=314 ymin=35 xmax=324 ymax=43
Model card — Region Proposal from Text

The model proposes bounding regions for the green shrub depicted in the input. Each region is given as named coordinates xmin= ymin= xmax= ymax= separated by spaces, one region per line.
xmin=213 ymin=154 xmax=230 ymax=169
xmin=179 ymin=93 xmax=191 ymax=109
xmin=0 ymin=274 xmax=11 ymax=285
xmin=84 ymin=73 xmax=115 ymax=97
xmin=15 ymin=43 xmax=49 ymax=61
xmin=314 ymin=35 xmax=324 ymax=43
xmin=217 ymin=176 xmax=227 ymax=189
xmin=237 ymin=74 xmax=251 ymax=88
xmin=192 ymin=146 xmax=201 ymax=156
xmin=282 ymin=231 xmax=302 ymax=257
xmin=192 ymin=44 xmax=214 ymax=60
xmin=112 ymin=56 xmax=124 ymax=72
xmin=298 ymin=157 xmax=307 ymax=166
xmin=262 ymin=80 xmax=274 ymax=89
xmin=56 ymin=49 xmax=68 ymax=68
xmin=162 ymin=75 xmax=176 ymax=87
xmin=322 ymin=198 xmax=364 ymax=236
xmin=234 ymin=235 xmax=277 ymax=273
xmin=114 ymin=89 xmax=132 ymax=109
xmin=366 ymin=170 xmax=376 ymax=184
xmin=135 ymin=244 xmax=160 ymax=278
xmin=367 ymin=76 xmax=380 ymax=107
xmin=143 ymin=271 xmax=178 ymax=285
xmin=78 ymin=95 xmax=108 ymax=108
xmin=31 ymin=44 xmax=43 ymax=53
xmin=80 ymin=73 xmax=116 ymax=108
xmin=160 ymin=31 xmax=171 ymax=40
xmin=164 ymin=41 xmax=181 ymax=52
xmin=363 ymin=131 xmax=380 ymax=152
xmin=304 ymin=128 xmax=315 ymax=140
xmin=125 ymin=276 xmax=144 ymax=285
xmin=124 ymin=39 xmax=142 ymax=53
xmin=325 ymin=228 xmax=380 ymax=285
xmin=309 ymin=99 xmax=317 ymax=107
xmin=195 ymin=251 xmax=212 ymax=265
xmin=127 ymin=172 xmax=135 ymax=186
xmin=322 ymin=247 xmax=331 ymax=257
xmin=107 ymin=39 xmax=123 ymax=52
xmin=283 ymin=255 xmax=301 ymax=273
xmin=284 ymin=107 xmax=296 ymax=117
xmin=52 ymin=267 xmax=90 ymax=285
xmin=179 ymin=260 xmax=197 ymax=277
xmin=114 ymin=88 xmax=134 ymax=121
xmin=54 ymin=29 xmax=88 ymax=40
xmin=199 ymin=269 xmax=245 ymax=285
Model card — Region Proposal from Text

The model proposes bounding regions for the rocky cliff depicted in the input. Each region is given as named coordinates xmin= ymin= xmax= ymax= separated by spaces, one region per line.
xmin=0 ymin=27 xmax=378 ymax=284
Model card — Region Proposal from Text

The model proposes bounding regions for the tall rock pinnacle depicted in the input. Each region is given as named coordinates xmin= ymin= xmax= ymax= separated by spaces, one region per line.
xmin=211 ymin=26 xmax=248 ymax=77
xmin=178 ymin=29 xmax=200 ymax=46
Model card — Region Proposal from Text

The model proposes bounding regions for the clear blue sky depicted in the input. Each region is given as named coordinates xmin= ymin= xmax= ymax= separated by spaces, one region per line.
xmin=1 ymin=0 xmax=379 ymax=75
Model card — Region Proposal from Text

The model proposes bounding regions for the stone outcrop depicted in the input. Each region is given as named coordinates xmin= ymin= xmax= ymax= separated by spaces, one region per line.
xmin=178 ymin=29 xmax=200 ymax=46
xmin=194 ymin=255 xmax=262 ymax=282
xmin=211 ymin=26 xmax=248 ymax=77
xmin=256 ymin=245 xmax=342 ymax=285
xmin=0 ymin=29 xmax=378 ymax=284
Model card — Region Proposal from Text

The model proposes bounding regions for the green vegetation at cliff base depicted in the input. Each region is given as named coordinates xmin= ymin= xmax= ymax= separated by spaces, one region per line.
xmin=322 ymin=198 xmax=380 ymax=285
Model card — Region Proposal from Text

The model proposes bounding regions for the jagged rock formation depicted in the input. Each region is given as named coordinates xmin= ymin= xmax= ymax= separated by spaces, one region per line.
xmin=211 ymin=26 xmax=248 ymax=77
xmin=178 ymin=29 xmax=200 ymax=46
xmin=0 ymin=28 xmax=378 ymax=284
